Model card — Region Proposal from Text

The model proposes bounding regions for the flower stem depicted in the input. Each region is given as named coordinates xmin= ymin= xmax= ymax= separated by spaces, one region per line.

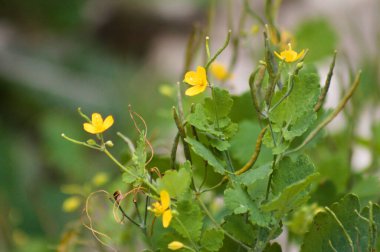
xmin=103 ymin=149 xmax=158 ymax=195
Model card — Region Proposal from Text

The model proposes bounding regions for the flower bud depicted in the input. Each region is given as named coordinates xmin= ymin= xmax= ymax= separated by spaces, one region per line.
xmin=296 ymin=62 xmax=304 ymax=70
xmin=168 ymin=241 xmax=184 ymax=250
xmin=105 ymin=140 xmax=114 ymax=147
xmin=87 ymin=139 xmax=96 ymax=145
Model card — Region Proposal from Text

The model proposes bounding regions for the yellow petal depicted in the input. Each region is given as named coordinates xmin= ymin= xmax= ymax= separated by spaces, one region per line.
xmin=196 ymin=66 xmax=208 ymax=84
xmin=103 ymin=115 xmax=114 ymax=130
xmin=274 ymin=51 xmax=283 ymax=60
xmin=211 ymin=62 xmax=230 ymax=81
xmin=92 ymin=172 xmax=109 ymax=186
xmin=185 ymin=85 xmax=207 ymax=96
xmin=160 ymin=190 xmax=170 ymax=210
xmin=162 ymin=209 xmax=172 ymax=228
xmin=296 ymin=49 xmax=305 ymax=61
xmin=91 ymin=113 xmax=103 ymax=128
xmin=184 ymin=71 xmax=202 ymax=86
xmin=83 ymin=123 xmax=97 ymax=134
xmin=63 ymin=196 xmax=81 ymax=212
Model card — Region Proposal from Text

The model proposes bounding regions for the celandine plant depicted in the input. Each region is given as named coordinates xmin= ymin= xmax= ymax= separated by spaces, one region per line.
xmin=60 ymin=2 xmax=380 ymax=252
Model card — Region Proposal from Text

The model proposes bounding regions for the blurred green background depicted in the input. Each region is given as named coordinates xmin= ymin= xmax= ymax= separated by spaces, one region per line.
xmin=0 ymin=0 xmax=379 ymax=251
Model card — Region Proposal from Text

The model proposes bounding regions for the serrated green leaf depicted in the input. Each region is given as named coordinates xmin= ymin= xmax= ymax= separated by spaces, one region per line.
xmin=222 ymin=215 xmax=256 ymax=244
xmin=209 ymin=138 xmax=230 ymax=151
xmin=272 ymin=155 xmax=316 ymax=195
xmin=157 ymin=163 xmax=191 ymax=199
xmin=200 ymin=228 xmax=224 ymax=252
xmin=185 ymin=137 xmax=225 ymax=174
xmin=283 ymin=112 xmax=317 ymax=141
xmin=187 ymin=87 xmax=237 ymax=140
xmin=262 ymin=173 xmax=319 ymax=218
xmin=301 ymin=194 xmax=371 ymax=252
xmin=236 ymin=163 xmax=272 ymax=186
xmin=204 ymin=87 xmax=233 ymax=119
xmin=171 ymin=200 xmax=203 ymax=242
xmin=225 ymin=186 xmax=273 ymax=227
xmin=187 ymin=104 xmax=224 ymax=137
xmin=270 ymin=73 xmax=320 ymax=127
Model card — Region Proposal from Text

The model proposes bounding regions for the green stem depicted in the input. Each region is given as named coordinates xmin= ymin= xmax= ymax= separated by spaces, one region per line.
xmin=61 ymin=134 xmax=101 ymax=150
xmin=265 ymin=155 xmax=277 ymax=200
xmin=269 ymin=72 xmax=294 ymax=113
xmin=170 ymin=131 xmax=181 ymax=170
xmin=196 ymin=195 xmax=252 ymax=251
xmin=108 ymin=198 xmax=142 ymax=228
xmin=103 ymin=149 xmax=158 ymax=195
xmin=205 ymin=30 xmax=232 ymax=70
xmin=244 ymin=0 xmax=265 ymax=26
xmin=314 ymin=51 xmax=337 ymax=112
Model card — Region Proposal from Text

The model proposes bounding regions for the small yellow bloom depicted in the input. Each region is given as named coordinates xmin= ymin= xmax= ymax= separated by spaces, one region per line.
xmin=210 ymin=62 xmax=232 ymax=81
xmin=63 ymin=196 xmax=81 ymax=212
xmin=150 ymin=190 xmax=172 ymax=228
xmin=274 ymin=43 xmax=305 ymax=63
xmin=83 ymin=113 xmax=114 ymax=134
xmin=92 ymin=172 xmax=109 ymax=186
xmin=183 ymin=66 xmax=208 ymax=96
xmin=168 ymin=241 xmax=184 ymax=250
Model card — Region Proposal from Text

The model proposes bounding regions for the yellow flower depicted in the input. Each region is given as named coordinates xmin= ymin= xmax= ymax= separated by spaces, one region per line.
xmin=274 ymin=43 xmax=305 ymax=63
xmin=92 ymin=172 xmax=109 ymax=186
xmin=168 ymin=241 xmax=184 ymax=250
xmin=210 ymin=62 xmax=232 ymax=81
xmin=150 ymin=190 xmax=172 ymax=228
xmin=83 ymin=113 xmax=114 ymax=134
xmin=63 ymin=196 xmax=81 ymax=212
xmin=183 ymin=66 xmax=208 ymax=96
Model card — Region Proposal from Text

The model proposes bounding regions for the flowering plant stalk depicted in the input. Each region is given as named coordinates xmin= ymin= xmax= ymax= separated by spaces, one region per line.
xmin=60 ymin=1 xmax=380 ymax=252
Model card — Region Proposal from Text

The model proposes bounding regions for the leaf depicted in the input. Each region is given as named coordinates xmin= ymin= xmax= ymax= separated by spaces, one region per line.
xmin=225 ymin=186 xmax=273 ymax=227
xmin=157 ymin=162 xmax=191 ymax=199
xmin=200 ymin=228 xmax=224 ymax=252
xmin=361 ymin=203 xmax=380 ymax=249
xmin=301 ymin=194 xmax=371 ymax=252
xmin=187 ymin=87 xmax=237 ymax=139
xmin=271 ymin=155 xmax=316 ymax=195
xmin=187 ymin=104 xmax=224 ymax=137
xmin=283 ymin=112 xmax=317 ymax=141
xmin=222 ymin=215 xmax=256 ymax=244
xmin=185 ymin=137 xmax=225 ymax=174
xmin=209 ymin=138 xmax=230 ymax=151
xmin=263 ymin=242 xmax=282 ymax=252
xmin=262 ymin=173 xmax=319 ymax=218
xmin=270 ymin=72 xmax=320 ymax=129
xmin=204 ymin=87 xmax=233 ymax=119
xmin=171 ymin=200 xmax=203 ymax=242
xmin=236 ymin=163 xmax=272 ymax=186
